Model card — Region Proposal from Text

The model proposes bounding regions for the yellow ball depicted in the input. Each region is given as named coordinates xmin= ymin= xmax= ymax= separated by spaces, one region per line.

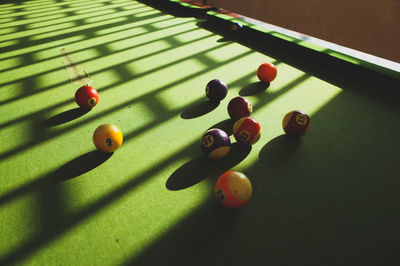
xmin=93 ymin=124 xmax=123 ymax=152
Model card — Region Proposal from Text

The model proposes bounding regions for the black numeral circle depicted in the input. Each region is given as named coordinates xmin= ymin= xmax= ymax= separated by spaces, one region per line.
xmin=239 ymin=130 xmax=250 ymax=141
xmin=295 ymin=114 xmax=306 ymax=125
xmin=105 ymin=138 xmax=113 ymax=147
xmin=202 ymin=134 xmax=214 ymax=147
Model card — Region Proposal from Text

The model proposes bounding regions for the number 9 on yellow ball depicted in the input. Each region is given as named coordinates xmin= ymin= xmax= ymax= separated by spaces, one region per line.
xmin=93 ymin=124 xmax=123 ymax=153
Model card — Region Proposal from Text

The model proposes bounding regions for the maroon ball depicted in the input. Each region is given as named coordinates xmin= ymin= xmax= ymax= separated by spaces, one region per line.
xmin=205 ymin=79 xmax=228 ymax=102
xmin=227 ymin=96 xmax=252 ymax=121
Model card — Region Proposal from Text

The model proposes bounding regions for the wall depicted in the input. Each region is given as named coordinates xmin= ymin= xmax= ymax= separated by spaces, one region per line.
xmin=207 ymin=0 xmax=400 ymax=63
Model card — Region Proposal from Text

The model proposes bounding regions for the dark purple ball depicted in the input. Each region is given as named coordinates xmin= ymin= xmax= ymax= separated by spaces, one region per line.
xmin=205 ymin=79 xmax=228 ymax=102
xmin=201 ymin=128 xmax=231 ymax=159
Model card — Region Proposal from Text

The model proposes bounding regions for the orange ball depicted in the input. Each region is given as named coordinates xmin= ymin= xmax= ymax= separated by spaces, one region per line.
xmin=93 ymin=124 xmax=123 ymax=152
xmin=282 ymin=110 xmax=311 ymax=137
xmin=214 ymin=171 xmax=253 ymax=208
xmin=257 ymin=62 xmax=277 ymax=83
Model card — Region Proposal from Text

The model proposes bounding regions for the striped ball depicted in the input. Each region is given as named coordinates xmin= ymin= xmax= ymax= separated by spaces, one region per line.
xmin=233 ymin=117 xmax=261 ymax=145
xmin=201 ymin=128 xmax=231 ymax=159
xmin=214 ymin=171 xmax=252 ymax=208
xmin=282 ymin=110 xmax=310 ymax=137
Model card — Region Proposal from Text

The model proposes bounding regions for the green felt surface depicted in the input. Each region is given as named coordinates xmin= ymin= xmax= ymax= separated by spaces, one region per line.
xmin=1 ymin=0 xmax=400 ymax=265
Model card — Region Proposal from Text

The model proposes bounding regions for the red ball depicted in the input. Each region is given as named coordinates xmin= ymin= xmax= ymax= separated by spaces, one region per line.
xmin=257 ymin=62 xmax=277 ymax=83
xmin=227 ymin=96 xmax=252 ymax=121
xmin=214 ymin=171 xmax=252 ymax=208
xmin=75 ymin=85 xmax=99 ymax=109
xmin=282 ymin=110 xmax=310 ymax=137
xmin=233 ymin=117 xmax=261 ymax=145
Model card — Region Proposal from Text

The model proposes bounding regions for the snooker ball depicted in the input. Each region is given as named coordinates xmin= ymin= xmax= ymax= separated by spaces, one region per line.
xmin=227 ymin=96 xmax=252 ymax=121
xmin=205 ymin=79 xmax=228 ymax=102
xmin=201 ymin=128 xmax=231 ymax=159
xmin=231 ymin=22 xmax=243 ymax=32
xmin=257 ymin=62 xmax=277 ymax=83
xmin=75 ymin=85 xmax=99 ymax=109
xmin=282 ymin=110 xmax=311 ymax=137
xmin=233 ymin=117 xmax=261 ymax=145
xmin=93 ymin=124 xmax=123 ymax=153
xmin=214 ymin=171 xmax=252 ymax=208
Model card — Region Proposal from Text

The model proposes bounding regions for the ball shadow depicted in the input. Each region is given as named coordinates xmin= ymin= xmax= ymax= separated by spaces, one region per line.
xmin=258 ymin=134 xmax=302 ymax=164
xmin=208 ymin=119 xmax=235 ymax=136
xmin=181 ymin=100 xmax=219 ymax=119
xmin=239 ymin=81 xmax=270 ymax=96
xmin=217 ymin=37 xmax=233 ymax=43
xmin=166 ymin=143 xmax=251 ymax=190
xmin=54 ymin=150 xmax=113 ymax=181
xmin=43 ymin=108 xmax=90 ymax=127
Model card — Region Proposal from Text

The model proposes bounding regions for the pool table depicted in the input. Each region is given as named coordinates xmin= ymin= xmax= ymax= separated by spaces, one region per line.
xmin=1 ymin=0 xmax=400 ymax=265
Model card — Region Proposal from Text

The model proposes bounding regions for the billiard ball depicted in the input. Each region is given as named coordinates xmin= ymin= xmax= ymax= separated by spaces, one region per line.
xmin=205 ymin=79 xmax=228 ymax=102
xmin=257 ymin=62 xmax=277 ymax=83
xmin=282 ymin=110 xmax=310 ymax=137
xmin=233 ymin=117 xmax=261 ymax=145
xmin=231 ymin=22 xmax=243 ymax=32
xmin=214 ymin=171 xmax=252 ymax=208
xmin=75 ymin=85 xmax=99 ymax=109
xmin=93 ymin=124 xmax=123 ymax=153
xmin=227 ymin=96 xmax=252 ymax=121
xmin=201 ymin=128 xmax=231 ymax=159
